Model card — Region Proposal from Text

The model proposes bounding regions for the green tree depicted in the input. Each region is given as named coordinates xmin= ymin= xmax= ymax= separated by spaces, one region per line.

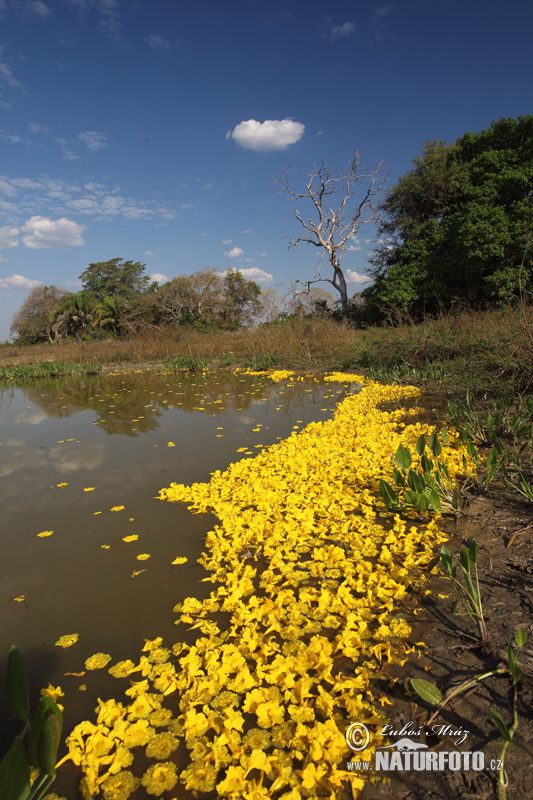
xmin=79 ymin=258 xmax=149 ymax=300
xmin=50 ymin=291 xmax=96 ymax=341
xmin=222 ymin=269 xmax=261 ymax=328
xmin=94 ymin=295 xmax=128 ymax=336
xmin=10 ymin=286 xmax=68 ymax=344
xmin=366 ymin=116 xmax=533 ymax=320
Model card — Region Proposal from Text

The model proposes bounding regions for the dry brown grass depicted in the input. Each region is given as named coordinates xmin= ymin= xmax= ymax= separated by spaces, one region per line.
xmin=1 ymin=306 xmax=531 ymax=393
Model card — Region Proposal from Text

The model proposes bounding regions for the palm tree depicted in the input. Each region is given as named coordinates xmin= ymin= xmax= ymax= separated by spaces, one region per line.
xmin=94 ymin=295 xmax=126 ymax=336
xmin=50 ymin=291 xmax=96 ymax=341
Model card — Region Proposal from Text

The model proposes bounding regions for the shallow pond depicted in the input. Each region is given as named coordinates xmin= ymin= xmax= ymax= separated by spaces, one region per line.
xmin=0 ymin=370 xmax=359 ymax=772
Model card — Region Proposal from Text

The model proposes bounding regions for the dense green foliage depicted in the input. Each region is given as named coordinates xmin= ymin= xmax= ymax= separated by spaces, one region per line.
xmin=10 ymin=262 xmax=262 ymax=345
xmin=365 ymin=116 xmax=533 ymax=319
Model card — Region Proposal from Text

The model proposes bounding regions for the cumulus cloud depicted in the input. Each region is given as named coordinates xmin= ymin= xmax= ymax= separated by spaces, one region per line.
xmin=0 ymin=274 xmax=43 ymax=289
xmin=227 ymin=118 xmax=305 ymax=152
xmin=346 ymin=270 xmax=372 ymax=285
xmin=150 ymin=273 xmax=168 ymax=284
xmin=225 ymin=246 xmax=243 ymax=258
xmin=146 ymin=34 xmax=172 ymax=50
xmin=0 ymin=226 xmax=19 ymax=248
xmin=21 ymin=216 xmax=86 ymax=249
xmin=78 ymin=130 xmax=108 ymax=151
xmin=224 ymin=267 xmax=273 ymax=284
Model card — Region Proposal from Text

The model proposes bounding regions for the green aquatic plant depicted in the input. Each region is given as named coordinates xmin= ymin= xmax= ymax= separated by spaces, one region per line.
xmin=379 ymin=429 xmax=466 ymax=516
xmin=0 ymin=646 xmax=63 ymax=800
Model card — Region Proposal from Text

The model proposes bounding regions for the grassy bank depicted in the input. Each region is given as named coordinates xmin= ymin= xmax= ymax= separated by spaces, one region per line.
xmin=1 ymin=306 xmax=531 ymax=394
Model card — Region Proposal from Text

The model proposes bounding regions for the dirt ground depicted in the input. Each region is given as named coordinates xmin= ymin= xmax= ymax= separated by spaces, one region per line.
xmin=359 ymin=485 xmax=533 ymax=800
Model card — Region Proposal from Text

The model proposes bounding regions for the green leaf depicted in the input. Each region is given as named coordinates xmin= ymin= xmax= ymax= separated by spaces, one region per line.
xmin=427 ymin=488 xmax=441 ymax=511
xmin=415 ymin=435 xmax=426 ymax=457
xmin=429 ymin=429 xmax=442 ymax=457
xmin=460 ymin=546 xmax=471 ymax=575
xmin=440 ymin=545 xmax=456 ymax=578
xmin=490 ymin=708 xmax=511 ymax=742
xmin=469 ymin=541 xmax=480 ymax=565
xmin=452 ymin=487 xmax=463 ymax=510
xmin=6 ymin=646 xmax=29 ymax=724
xmin=421 ymin=454 xmax=433 ymax=473
xmin=29 ymin=698 xmax=62 ymax=773
xmin=441 ymin=427 xmax=448 ymax=443
xmin=392 ymin=468 xmax=406 ymax=487
xmin=515 ymin=628 xmax=528 ymax=648
xmin=395 ymin=444 xmax=412 ymax=470
xmin=466 ymin=442 xmax=477 ymax=460
xmin=37 ymin=712 xmax=61 ymax=776
xmin=410 ymin=678 xmax=443 ymax=705
xmin=0 ymin=739 xmax=30 ymax=800
xmin=379 ymin=480 xmax=399 ymax=509
xmin=407 ymin=470 xmax=424 ymax=493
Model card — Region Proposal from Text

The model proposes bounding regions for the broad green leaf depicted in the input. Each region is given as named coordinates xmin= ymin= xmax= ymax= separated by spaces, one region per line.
xmin=29 ymin=697 xmax=62 ymax=771
xmin=468 ymin=541 xmax=480 ymax=564
xmin=460 ymin=546 xmax=471 ymax=574
xmin=0 ymin=739 xmax=30 ymax=800
xmin=429 ymin=429 xmax=442 ymax=457
xmin=490 ymin=708 xmax=511 ymax=742
xmin=6 ymin=646 xmax=29 ymax=724
xmin=395 ymin=444 xmax=411 ymax=470
xmin=392 ymin=468 xmax=406 ymax=487
xmin=379 ymin=480 xmax=399 ymax=508
xmin=441 ymin=427 xmax=448 ymax=443
xmin=440 ymin=545 xmax=456 ymax=577
xmin=466 ymin=442 xmax=477 ymax=460
xmin=452 ymin=487 xmax=462 ymax=510
xmin=421 ymin=454 xmax=433 ymax=473
xmin=407 ymin=470 xmax=424 ymax=493
xmin=515 ymin=628 xmax=528 ymax=647
xmin=427 ymin=488 xmax=441 ymax=511
xmin=37 ymin=712 xmax=61 ymax=776
xmin=415 ymin=435 xmax=426 ymax=457
xmin=410 ymin=678 xmax=443 ymax=706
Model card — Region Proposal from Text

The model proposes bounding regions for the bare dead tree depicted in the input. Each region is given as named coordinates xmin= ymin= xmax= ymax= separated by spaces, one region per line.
xmin=277 ymin=154 xmax=386 ymax=318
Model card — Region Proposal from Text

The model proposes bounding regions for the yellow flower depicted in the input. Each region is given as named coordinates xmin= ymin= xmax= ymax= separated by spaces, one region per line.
xmin=110 ymin=505 xmax=125 ymax=512
xmin=145 ymin=732 xmax=179 ymax=760
xmin=136 ymin=553 xmax=151 ymax=561
xmin=141 ymin=762 xmax=178 ymax=796
xmin=40 ymin=684 xmax=64 ymax=711
xmin=171 ymin=556 xmax=187 ymax=565
xmin=37 ymin=531 xmax=53 ymax=537
xmin=84 ymin=487 xmax=95 ymax=492
xmin=122 ymin=535 xmax=138 ymax=543
xmin=108 ymin=660 xmax=136 ymax=679
xmin=55 ymin=633 xmax=78 ymax=648
xmin=100 ymin=770 xmax=139 ymax=800
xmin=85 ymin=652 xmax=112 ymax=670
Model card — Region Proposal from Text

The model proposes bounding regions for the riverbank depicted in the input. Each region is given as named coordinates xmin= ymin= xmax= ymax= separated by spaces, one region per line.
xmin=1 ymin=306 xmax=532 ymax=394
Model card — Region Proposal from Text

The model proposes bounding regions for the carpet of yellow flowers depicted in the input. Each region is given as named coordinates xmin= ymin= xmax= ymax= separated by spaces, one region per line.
xmin=59 ymin=373 xmax=473 ymax=800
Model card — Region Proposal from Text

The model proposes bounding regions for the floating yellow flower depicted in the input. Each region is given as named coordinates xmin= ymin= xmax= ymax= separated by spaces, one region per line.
xmin=13 ymin=595 xmax=26 ymax=602
xmin=37 ymin=531 xmax=53 ymax=537
xmin=122 ymin=535 xmax=138 ymax=543
xmin=55 ymin=633 xmax=78 ymax=648
xmin=110 ymin=505 xmax=125 ymax=512
xmin=85 ymin=653 xmax=112 ymax=670
xmin=141 ymin=762 xmax=178 ymax=796
xmin=171 ymin=556 xmax=187 ymax=565
xmin=167 ymin=442 xmax=176 ymax=447
xmin=136 ymin=553 xmax=150 ymax=561
xmin=84 ymin=487 xmax=95 ymax=492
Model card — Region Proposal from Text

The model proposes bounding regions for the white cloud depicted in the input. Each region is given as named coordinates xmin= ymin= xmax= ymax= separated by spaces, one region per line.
xmin=224 ymin=267 xmax=273 ymax=284
xmin=0 ymin=274 xmax=43 ymax=289
xmin=346 ymin=270 xmax=372 ymax=285
xmin=0 ymin=226 xmax=19 ymax=248
xmin=259 ymin=252 xmax=267 ymax=257
xmin=329 ymin=21 xmax=358 ymax=39
xmin=28 ymin=122 xmax=51 ymax=134
xmin=21 ymin=216 xmax=86 ymax=249
xmin=225 ymin=246 xmax=243 ymax=258
xmin=146 ymin=34 xmax=172 ymax=51
xmin=222 ymin=238 xmax=232 ymax=245
xmin=228 ymin=118 xmax=305 ymax=152
xmin=78 ymin=130 xmax=108 ymax=150
xmin=150 ymin=273 xmax=168 ymax=284
xmin=56 ymin=137 xmax=79 ymax=160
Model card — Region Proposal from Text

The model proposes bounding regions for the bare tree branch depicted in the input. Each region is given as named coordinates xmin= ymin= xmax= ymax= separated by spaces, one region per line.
xmin=277 ymin=155 xmax=386 ymax=318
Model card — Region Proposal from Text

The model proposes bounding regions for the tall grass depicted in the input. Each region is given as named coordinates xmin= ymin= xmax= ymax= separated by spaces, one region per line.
xmin=1 ymin=306 xmax=532 ymax=393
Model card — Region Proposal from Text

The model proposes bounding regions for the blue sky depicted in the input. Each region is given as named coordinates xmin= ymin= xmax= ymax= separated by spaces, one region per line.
xmin=0 ymin=0 xmax=531 ymax=340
